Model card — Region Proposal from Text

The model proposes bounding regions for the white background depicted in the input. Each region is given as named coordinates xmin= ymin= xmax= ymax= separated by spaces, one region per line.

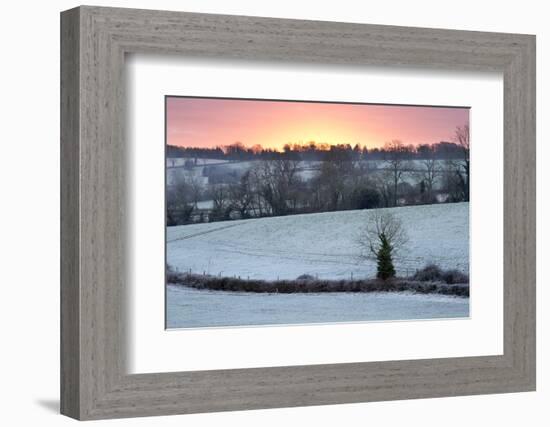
xmin=128 ymin=57 xmax=503 ymax=373
xmin=0 ymin=1 xmax=547 ymax=426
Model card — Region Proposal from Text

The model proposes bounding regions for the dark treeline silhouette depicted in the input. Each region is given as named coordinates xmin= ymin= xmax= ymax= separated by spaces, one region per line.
xmin=167 ymin=140 xmax=466 ymax=162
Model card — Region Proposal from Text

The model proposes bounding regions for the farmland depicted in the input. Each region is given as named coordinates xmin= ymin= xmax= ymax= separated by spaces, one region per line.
xmin=167 ymin=202 xmax=469 ymax=280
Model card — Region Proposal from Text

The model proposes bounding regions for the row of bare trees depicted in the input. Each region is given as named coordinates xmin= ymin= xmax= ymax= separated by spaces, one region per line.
xmin=208 ymin=159 xmax=302 ymax=221
xmin=380 ymin=124 xmax=469 ymax=206
xmin=167 ymin=125 xmax=470 ymax=226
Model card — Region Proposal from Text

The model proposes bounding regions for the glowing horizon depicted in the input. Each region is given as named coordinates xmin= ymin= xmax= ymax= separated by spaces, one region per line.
xmin=166 ymin=97 xmax=469 ymax=151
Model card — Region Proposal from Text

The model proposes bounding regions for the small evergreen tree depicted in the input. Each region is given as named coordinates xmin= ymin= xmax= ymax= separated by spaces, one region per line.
xmin=358 ymin=211 xmax=408 ymax=281
xmin=376 ymin=234 xmax=396 ymax=280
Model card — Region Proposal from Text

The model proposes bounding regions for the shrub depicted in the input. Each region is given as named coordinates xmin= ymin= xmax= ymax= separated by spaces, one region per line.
xmin=412 ymin=264 xmax=443 ymax=282
xmin=168 ymin=272 xmax=468 ymax=296
xmin=352 ymin=187 xmax=381 ymax=209
xmin=296 ymin=274 xmax=316 ymax=281
xmin=166 ymin=264 xmax=180 ymax=283
xmin=441 ymin=269 xmax=469 ymax=284
xmin=412 ymin=264 xmax=469 ymax=284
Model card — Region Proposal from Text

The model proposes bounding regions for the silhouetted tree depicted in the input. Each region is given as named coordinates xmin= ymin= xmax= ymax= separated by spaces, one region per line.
xmin=166 ymin=176 xmax=195 ymax=225
xmin=229 ymin=170 xmax=254 ymax=218
xmin=384 ymin=140 xmax=410 ymax=206
xmin=453 ymin=124 xmax=470 ymax=201
xmin=256 ymin=159 xmax=301 ymax=216
xmin=417 ymin=145 xmax=438 ymax=203
xmin=351 ymin=187 xmax=381 ymax=210
xmin=209 ymin=184 xmax=231 ymax=221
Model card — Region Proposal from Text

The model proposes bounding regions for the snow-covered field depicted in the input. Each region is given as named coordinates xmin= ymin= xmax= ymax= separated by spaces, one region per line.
xmin=167 ymin=285 xmax=469 ymax=328
xmin=167 ymin=202 xmax=469 ymax=280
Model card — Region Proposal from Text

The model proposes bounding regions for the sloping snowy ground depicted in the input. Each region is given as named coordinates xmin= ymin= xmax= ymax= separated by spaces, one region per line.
xmin=167 ymin=203 xmax=469 ymax=280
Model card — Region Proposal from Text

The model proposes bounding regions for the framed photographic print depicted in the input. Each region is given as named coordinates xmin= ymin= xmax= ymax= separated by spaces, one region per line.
xmin=164 ymin=96 xmax=472 ymax=329
xmin=61 ymin=6 xmax=536 ymax=420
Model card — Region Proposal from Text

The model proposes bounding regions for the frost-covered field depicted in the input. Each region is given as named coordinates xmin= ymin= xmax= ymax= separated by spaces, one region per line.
xmin=167 ymin=285 xmax=469 ymax=328
xmin=167 ymin=202 xmax=469 ymax=280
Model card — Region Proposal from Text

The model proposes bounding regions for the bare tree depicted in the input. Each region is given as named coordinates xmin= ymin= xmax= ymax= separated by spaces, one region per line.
xmin=359 ymin=211 xmax=408 ymax=257
xmin=442 ymin=159 xmax=466 ymax=202
xmin=166 ymin=175 xmax=195 ymax=225
xmin=417 ymin=146 xmax=439 ymax=203
xmin=315 ymin=148 xmax=363 ymax=211
xmin=452 ymin=124 xmax=470 ymax=201
xmin=187 ymin=175 xmax=203 ymax=209
xmin=373 ymin=172 xmax=394 ymax=208
xmin=209 ymin=184 xmax=230 ymax=221
xmin=383 ymin=140 xmax=410 ymax=206
xmin=248 ymin=164 xmax=267 ymax=217
xmin=255 ymin=159 xmax=301 ymax=216
xmin=315 ymin=160 xmax=346 ymax=211
xmin=358 ymin=210 xmax=408 ymax=279
xmin=228 ymin=170 xmax=254 ymax=219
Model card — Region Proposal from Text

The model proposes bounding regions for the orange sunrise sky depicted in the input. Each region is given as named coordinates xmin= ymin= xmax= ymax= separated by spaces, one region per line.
xmin=166 ymin=97 xmax=469 ymax=151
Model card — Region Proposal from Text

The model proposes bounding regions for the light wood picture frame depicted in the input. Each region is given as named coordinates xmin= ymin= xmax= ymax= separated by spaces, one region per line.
xmin=60 ymin=5 xmax=536 ymax=420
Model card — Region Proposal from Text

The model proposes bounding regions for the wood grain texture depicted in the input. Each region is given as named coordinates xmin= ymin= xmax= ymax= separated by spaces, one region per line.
xmin=60 ymin=7 xmax=80 ymax=419
xmin=60 ymin=6 xmax=536 ymax=420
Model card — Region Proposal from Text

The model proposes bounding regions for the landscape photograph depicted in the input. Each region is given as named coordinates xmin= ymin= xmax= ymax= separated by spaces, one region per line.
xmin=165 ymin=96 xmax=470 ymax=328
